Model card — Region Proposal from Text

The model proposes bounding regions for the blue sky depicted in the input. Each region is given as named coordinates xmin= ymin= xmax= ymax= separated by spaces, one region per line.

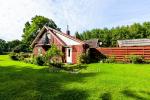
xmin=0 ymin=0 xmax=150 ymax=41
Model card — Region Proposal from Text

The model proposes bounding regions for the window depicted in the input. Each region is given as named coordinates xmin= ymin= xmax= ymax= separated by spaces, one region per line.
xmin=68 ymin=49 xmax=70 ymax=57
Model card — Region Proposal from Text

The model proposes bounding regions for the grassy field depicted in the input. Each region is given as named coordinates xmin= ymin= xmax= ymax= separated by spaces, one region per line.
xmin=0 ymin=55 xmax=150 ymax=100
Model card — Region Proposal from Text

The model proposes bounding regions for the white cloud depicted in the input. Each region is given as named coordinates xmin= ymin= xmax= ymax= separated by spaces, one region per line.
xmin=0 ymin=0 xmax=110 ymax=41
xmin=0 ymin=0 xmax=54 ymax=41
xmin=0 ymin=0 xmax=150 ymax=41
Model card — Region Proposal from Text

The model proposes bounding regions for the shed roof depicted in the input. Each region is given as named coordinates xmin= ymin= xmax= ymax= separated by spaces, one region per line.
xmin=117 ymin=38 xmax=150 ymax=47
xmin=84 ymin=39 xmax=100 ymax=48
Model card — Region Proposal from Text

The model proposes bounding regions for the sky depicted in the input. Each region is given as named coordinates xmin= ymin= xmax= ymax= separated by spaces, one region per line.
xmin=0 ymin=0 xmax=150 ymax=41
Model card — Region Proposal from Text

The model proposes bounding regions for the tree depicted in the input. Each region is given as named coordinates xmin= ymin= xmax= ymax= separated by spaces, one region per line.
xmin=7 ymin=40 xmax=21 ymax=52
xmin=0 ymin=39 xmax=7 ymax=54
xmin=143 ymin=22 xmax=150 ymax=38
xmin=22 ymin=15 xmax=59 ymax=46
xmin=75 ymin=32 xmax=81 ymax=39
xmin=13 ymin=43 xmax=30 ymax=53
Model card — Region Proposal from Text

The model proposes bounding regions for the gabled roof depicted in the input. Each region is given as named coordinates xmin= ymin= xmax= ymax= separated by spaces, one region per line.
xmin=45 ymin=26 xmax=84 ymax=44
xmin=31 ymin=26 xmax=84 ymax=47
xmin=117 ymin=38 xmax=150 ymax=47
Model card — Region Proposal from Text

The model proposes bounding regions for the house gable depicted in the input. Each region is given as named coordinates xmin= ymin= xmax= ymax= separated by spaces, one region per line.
xmin=31 ymin=26 xmax=84 ymax=47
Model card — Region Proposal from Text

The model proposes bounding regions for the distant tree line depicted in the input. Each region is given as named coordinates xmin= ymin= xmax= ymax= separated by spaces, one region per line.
xmin=0 ymin=39 xmax=30 ymax=54
xmin=75 ymin=22 xmax=150 ymax=47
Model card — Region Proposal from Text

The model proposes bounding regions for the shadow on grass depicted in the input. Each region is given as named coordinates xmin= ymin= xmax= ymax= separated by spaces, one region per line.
xmin=55 ymin=89 xmax=88 ymax=100
xmin=61 ymin=64 xmax=88 ymax=72
xmin=100 ymin=92 xmax=112 ymax=100
xmin=140 ymin=91 xmax=150 ymax=95
xmin=0 ymin=65 xmax=97 ymax=100
xmin=122 ymin=89 xmax=150 ymax=100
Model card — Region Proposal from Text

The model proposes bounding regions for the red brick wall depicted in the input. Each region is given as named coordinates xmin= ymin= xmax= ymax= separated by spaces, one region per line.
xmin=33 ymin=46 xmax=46 ymax=56
xmin=72 ymin=45 xmax=85 ymax=64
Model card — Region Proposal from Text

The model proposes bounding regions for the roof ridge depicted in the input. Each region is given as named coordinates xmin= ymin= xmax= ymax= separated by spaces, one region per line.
xmin=45 ymin=26 xmax=84 ymax=44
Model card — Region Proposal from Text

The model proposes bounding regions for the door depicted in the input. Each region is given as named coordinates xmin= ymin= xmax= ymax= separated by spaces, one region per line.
xmin=66 ymin=48 xmax=72 ymax=63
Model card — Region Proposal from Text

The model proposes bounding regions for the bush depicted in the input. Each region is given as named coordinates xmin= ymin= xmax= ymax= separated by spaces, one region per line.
xmin=45 ymin=44 xmax=63 ymax=64
xmin=103 ymin=56 xmax=116 ymax=63
xmin=13 ymin=44 xmax=30 ymax=53
xmin=9 ymin=52 xmax=32 ymax=61
xmin=49 ymin=62 xmax=64 ymax=68
xmin=23 ymin=57 xmax=35 ymax=64
xmin=78 ymin=53 xmax=90 ymax=64
xmin=9 ymin=53 xmax=19 ymax=60
xmin=35 ymin=56 xmax=45 ymax=66
xmin=129 ymin=55 xmax=144 ymax=64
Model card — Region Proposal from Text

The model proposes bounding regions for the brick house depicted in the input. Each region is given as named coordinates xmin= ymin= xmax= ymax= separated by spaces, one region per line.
xmin=31 ymin=26 xmax=88 ymax=64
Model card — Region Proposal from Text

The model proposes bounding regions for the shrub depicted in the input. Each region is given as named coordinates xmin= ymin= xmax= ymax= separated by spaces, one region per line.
xmin=78 ymin=53 xmax=90 ymax=64
xmin=103 ymin=56 xmax=116 ymax=63
xmin=49 ymin=62 xmax=64 ymax=68
xmin=23 ymin=58 xmax=31 ymax=63
xmin=9 ymin=52 xmax=32 ymax=61
xmin=23 ymin=54 xmax=36 ymax=64
xmin=45 ymin=44 xmax=63 ymax=65
xmin=129 ymin=55 xmax=144 ymax=64
xmin=13 ymin=44 xmax=30 ymax=53
xmin=23 ymin=57 xmax=35 ymax=64
xmin=35 ymin=56 xmax=45 ymax=66
xmin=9 ymin=53 xmax=19 ymax=60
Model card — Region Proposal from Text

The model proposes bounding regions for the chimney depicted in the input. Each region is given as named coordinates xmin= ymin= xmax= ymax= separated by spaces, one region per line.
xmin=66 ymin=25 xmax=70 ymax=35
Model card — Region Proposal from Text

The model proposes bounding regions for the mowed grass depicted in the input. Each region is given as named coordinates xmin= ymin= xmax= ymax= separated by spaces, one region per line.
xmin=1 ymin=55 xmax=150 ymax=100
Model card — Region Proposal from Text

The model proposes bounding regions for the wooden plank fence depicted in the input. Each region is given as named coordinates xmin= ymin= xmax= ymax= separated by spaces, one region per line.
xmin=96 ymin=46 xmax=150 ymax=61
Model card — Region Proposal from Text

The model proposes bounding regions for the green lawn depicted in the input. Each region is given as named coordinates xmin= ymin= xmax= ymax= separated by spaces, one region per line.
xmin=1 ymin=55 xmax=150 ymax=100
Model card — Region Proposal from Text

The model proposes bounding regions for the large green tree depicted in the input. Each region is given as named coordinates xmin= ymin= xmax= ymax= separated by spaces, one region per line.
xmin=22 ymin=15 xmax=59 ymax=46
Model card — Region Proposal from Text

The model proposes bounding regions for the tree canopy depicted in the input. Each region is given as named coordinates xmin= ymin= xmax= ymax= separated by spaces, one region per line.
xmin=7 ymin=40 xmax=21 ymax=52
xmin=76 ymin=22 xmax=150 ymax=47
xmin=0 ymin=39 xmax=7 ymax=54
xmin=22 ymin=15 xmax=59 ymax=46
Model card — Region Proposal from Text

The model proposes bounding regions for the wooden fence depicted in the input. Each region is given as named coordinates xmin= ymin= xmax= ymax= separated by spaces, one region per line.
xmin=95 ymin=47 xmax=150 ymax=61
